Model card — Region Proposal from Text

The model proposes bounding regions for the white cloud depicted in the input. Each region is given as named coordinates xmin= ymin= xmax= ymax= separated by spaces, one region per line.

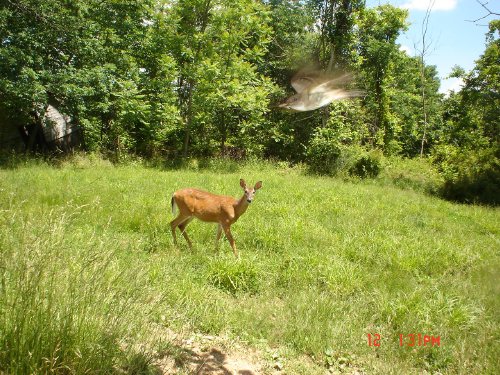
xmin=440 ymin=77 xmax=464 ymax=95
xmin=400 ymin=0 xmax=457 ymax=11
xmin=400 ymin=44 xmax=413 ymax=55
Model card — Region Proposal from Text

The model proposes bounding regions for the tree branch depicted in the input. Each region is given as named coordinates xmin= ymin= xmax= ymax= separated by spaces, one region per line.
xmin=466 ymin=0 xmax=500 ymax=24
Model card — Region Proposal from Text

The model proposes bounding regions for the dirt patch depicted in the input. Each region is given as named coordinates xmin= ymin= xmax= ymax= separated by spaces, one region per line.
xmin=155 ymin=334 xmax=266 ymax=374
xmin=148 ymin=329 xmax=341 ymax=374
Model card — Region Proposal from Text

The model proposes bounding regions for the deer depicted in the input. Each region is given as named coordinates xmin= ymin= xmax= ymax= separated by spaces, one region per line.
xmin=170 ymin=179 xmax=262 ymax=258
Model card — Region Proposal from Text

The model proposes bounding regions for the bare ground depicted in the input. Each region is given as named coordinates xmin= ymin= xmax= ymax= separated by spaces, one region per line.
xmin=146 ymin=327 xmax=363 ymax=374
xmin=154 ymin=333 xmax=268 ymax=374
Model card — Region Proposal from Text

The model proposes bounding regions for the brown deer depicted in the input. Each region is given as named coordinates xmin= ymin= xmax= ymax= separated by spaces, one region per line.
xmin=170 ymin=179 xmax=262 ymax=258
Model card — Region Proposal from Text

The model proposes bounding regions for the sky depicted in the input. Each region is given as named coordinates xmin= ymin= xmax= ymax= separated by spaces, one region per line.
xmin=365 ymin=0 xmax=499 ymax=93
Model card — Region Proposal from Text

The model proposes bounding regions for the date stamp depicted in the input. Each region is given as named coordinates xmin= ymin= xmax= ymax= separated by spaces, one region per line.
xmin=367 ymin=333 xmax=441 ymax=347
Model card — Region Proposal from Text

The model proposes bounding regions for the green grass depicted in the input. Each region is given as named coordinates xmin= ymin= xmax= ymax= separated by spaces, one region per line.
xmin=0 ymin=156 xmax=498 ymax=374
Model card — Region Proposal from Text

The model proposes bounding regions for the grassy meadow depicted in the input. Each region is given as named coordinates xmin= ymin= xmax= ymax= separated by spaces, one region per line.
xmin=0 ymin=155 xmax=499 ymax=374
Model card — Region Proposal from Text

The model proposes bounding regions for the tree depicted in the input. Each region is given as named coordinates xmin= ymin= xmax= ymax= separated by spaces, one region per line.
xmin=194 ymin=0 xmax=275 ymax=156
xmin=171 ymin=0 xmax=275 ymax=157
xmin=261 ymin=0 xmax=315 ymax=84
xmin=260 ymin=0 xmax=318 ymax=161
xmin=0 ymin=0 xmax=155 ymax=154
xmin=170 ymin=0 xmax=214 ymax=157
xmin=310 ymin=0 xmax=364 ymax=128
xmin=441 ymin=20 xmax=499 ymax=149
xmin=386 ymin=50 xmax=442 ymax=156
xmin=416 ymin=0 xmax=434 ymax=156
xmin=136 ymin=1 xmax=181 ymax=156
xmin=357 ymin=5 xmax=408 ymax=152
xmin=468 ymin=0 xmax=500 ymax=25
xmin=434 ymin=20 xmax=500 ymax=204
xmin=311 ymin=0 xmax=364 ymax=70
xmin=462 ymin=20 xmax=500 ymax=145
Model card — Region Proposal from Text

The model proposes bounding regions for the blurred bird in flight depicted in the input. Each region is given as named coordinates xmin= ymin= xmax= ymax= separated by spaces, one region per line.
xmin=278 ymin=68 xmax=364 ymax=112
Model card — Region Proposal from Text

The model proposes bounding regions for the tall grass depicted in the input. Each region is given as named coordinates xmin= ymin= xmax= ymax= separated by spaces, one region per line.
xmin=0 ymin=156 xmax=498 ymax=374
xmin=0 ymin=191 xmax=158 ymax=373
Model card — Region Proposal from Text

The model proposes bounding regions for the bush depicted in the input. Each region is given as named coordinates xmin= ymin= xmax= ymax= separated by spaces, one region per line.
xmin=306 ymin=128 xmax=382 ymax=178
xmin=306 ymin=128 xmax=342 ymax=176
xmin=349 ymin=151 xmax=382 ymax=178
xmin=432 ymin=145 xmax=500 ymax=205
xmin=377 ymin=157 xmax=444 ymax=195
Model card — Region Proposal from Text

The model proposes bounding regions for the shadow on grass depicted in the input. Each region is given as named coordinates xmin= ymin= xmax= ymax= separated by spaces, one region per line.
xmin=158 ymin=344 xmax=256 ymax=375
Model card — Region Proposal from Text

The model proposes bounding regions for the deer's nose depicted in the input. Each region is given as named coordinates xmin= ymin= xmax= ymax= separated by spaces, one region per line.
xmin=247 ymin=199 xmax=252 ymax=203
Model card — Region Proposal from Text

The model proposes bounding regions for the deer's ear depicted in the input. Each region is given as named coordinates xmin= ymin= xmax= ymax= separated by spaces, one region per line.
xmin=240 ymin=179 xmax=246 ymax=189
xmin=254 ymin=181 xmax=262 ymax=190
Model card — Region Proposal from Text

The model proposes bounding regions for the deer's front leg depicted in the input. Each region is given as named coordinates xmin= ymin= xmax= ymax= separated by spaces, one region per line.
xmin=222 ymin=223 xmax=239 ymax=258
xmin=215 ymin=224 xmax=223 ymax=250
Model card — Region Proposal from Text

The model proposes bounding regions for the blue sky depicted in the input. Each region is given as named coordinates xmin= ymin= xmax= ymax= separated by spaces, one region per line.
xmin=365 ymin=0 xmax=499 ymax=93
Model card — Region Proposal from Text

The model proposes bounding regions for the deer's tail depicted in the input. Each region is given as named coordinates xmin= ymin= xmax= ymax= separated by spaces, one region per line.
xmin=171 ymin=195 xmax=177 ymax=216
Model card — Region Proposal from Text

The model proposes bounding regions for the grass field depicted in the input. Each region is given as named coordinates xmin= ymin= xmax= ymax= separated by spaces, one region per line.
xmin=0 ymin=155 xmax=498 ymax=374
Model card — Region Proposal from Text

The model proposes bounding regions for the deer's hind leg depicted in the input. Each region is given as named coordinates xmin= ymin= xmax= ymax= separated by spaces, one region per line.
xmin=170 ymin=215 xmax=193 ymax=247
xmin=177 ymin=217 xmax=194 ymax=248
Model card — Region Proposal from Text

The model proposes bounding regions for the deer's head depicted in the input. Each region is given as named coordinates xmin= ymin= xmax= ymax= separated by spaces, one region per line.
xmin=240 ymin=179 xmax=262 ymax=203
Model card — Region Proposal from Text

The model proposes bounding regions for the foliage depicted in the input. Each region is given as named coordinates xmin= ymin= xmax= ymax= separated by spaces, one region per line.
xmin=310 ymin=0 xmax=365 ymax=69
xmin=261 ymin=0 xmax=315 ymax=81
xmin=376 ymin=156 xmax=443 ymax=195
xmin=434 ymin=20 xmax=499 ymax=205
xmin=306 ymin=126 xmax=342 ymax=175
xmin=306 ymin=128 xmax=382 ymax=179
xmin=461 ymin=20 xmax=500 ymax=146
xmin=0 ymin=1 xmax=498 ymax=204
xmin=169 ymin=0 xmax=276 ymax=157
xmin=387 ymin=51 xmax=443 ymax=156
xmin=305 ymin=100 xmax=381 ymax=178
xmin=432 ymin=145 xmax=500 ymax=205
xmin=357 ymin=5 xmax=409 ymax=149
xmin=349 ymin=150 xmax=382 ymax=178
xmin=0 ymin=0 xmax=437 ymax=159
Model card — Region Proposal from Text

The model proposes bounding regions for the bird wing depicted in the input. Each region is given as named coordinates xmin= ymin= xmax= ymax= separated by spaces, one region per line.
xmin=290 ymin=68 xmax=324 ymax=93
xmin=281 ymin=67 xmax=364 ymax=111
xmin=295 ymin=88 xmax=365 ymax=111
xmin=308 ymin=73 xmax=354 ymax=94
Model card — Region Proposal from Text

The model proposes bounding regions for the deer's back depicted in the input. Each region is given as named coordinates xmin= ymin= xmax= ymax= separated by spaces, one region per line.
xmin=173 ymin=188 xmax=236 ymax=222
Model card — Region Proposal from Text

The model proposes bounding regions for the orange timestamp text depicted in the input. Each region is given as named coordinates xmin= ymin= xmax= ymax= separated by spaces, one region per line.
xmin=367 ymin=333 xmax=441 ymax=347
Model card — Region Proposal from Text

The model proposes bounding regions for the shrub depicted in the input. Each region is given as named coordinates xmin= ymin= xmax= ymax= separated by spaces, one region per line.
xmin=349 ymin=151 xmax=382 ymax=178
xmin=306 ymin=128 xmax=342 ymax=176
xmin=378 ymin=157 xmax=443 ymax=195
xmin=432 ymin=145 xmax=500 ymax=205
xmin=306 ymin=128 xmax=382 ymax=179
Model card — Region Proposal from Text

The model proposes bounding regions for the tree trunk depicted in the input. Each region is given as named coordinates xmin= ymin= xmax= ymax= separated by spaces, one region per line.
xmin=419 ymin=73 xmax=427 ymax=157
xmin=220 ymin=110 xmax=226 ymax=156
xmin=182 ymin=80 xmax=194 ymax=158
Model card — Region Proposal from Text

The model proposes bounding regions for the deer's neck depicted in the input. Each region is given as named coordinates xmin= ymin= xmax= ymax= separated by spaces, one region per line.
xmin=234 ymin=195 xmax=250 ymax=220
